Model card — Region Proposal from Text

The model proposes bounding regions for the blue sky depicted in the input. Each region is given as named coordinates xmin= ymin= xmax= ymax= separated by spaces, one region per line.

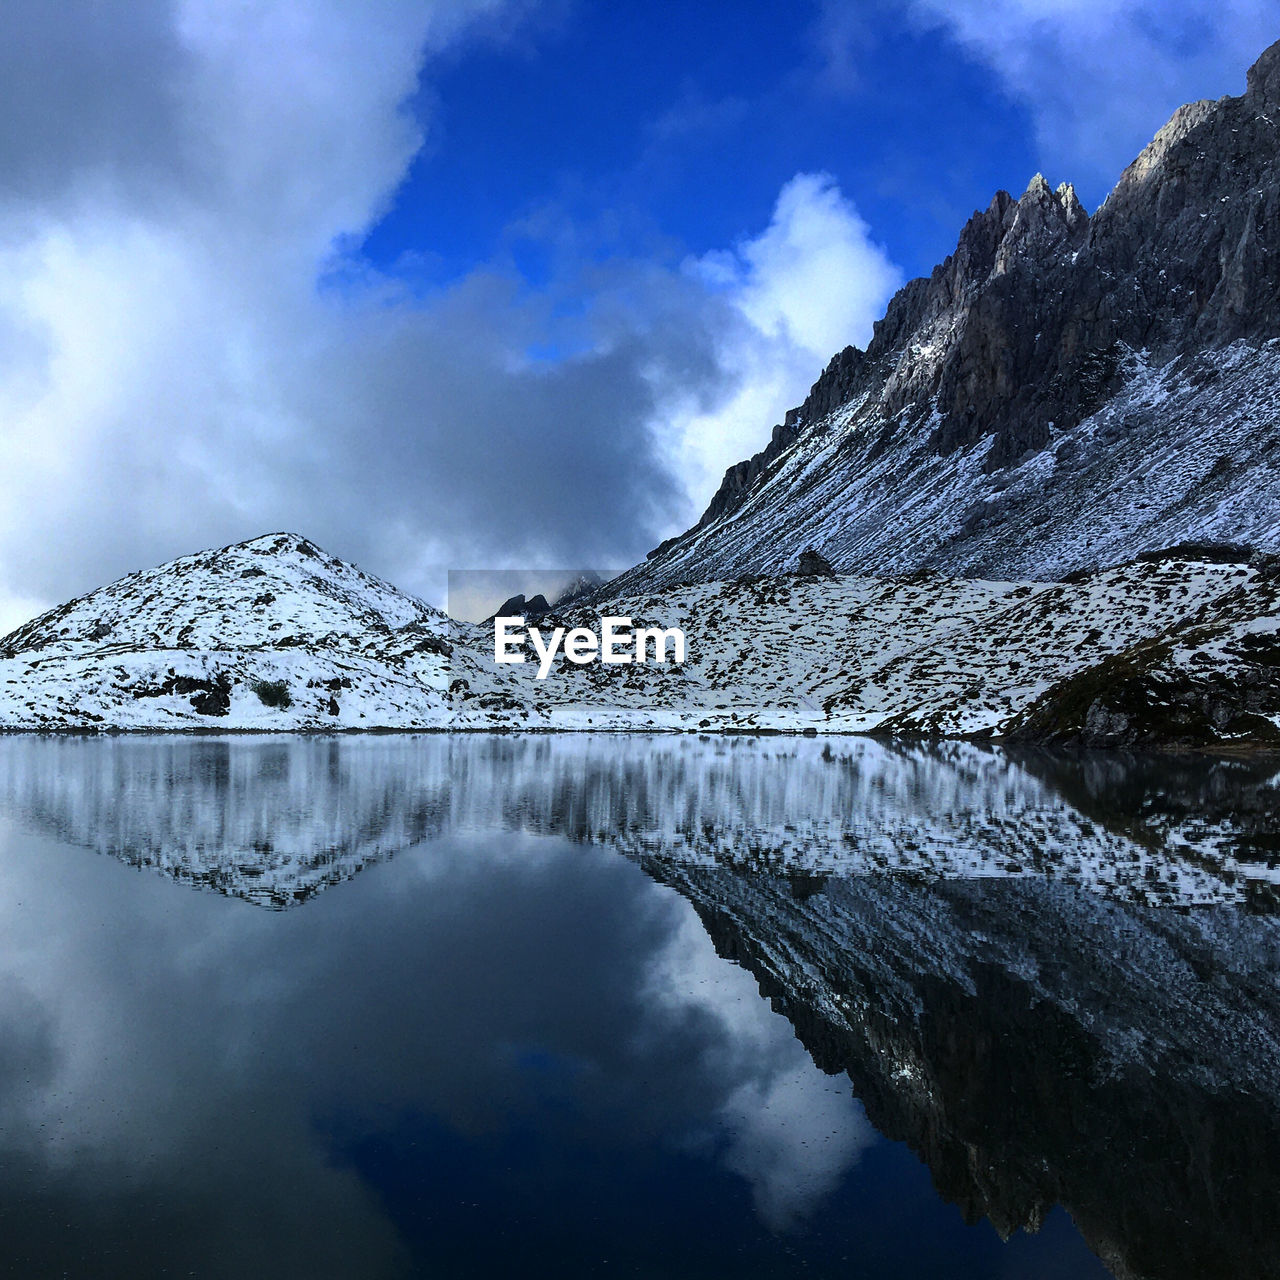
xmin=361 ymin=1 xmax=1039 ymax=288
xmin=0 ymin=0 xmax=1274 ymax=625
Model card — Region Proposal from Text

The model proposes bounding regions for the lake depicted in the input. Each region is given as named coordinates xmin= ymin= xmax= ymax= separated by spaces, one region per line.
xmin=0 ymin=733 xmax=1276 ymax=1278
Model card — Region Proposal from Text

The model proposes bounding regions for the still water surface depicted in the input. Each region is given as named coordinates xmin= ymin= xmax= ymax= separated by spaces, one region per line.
xmin=0 ymin=734 xmax=1276 ymax=1278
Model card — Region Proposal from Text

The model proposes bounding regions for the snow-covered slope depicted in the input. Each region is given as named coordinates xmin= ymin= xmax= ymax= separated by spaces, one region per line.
xmin=5 ymin=534 xmax=1280 ymax=742
xmin=451 ymin=549 xmax=1280 ymax=743
xmin=617 ymin=342 xmax=1280 ymax=591
xmin=617 ymin=41 xmax=1280 ymax=593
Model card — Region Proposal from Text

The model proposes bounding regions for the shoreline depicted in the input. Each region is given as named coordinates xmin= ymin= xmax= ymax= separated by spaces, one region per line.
xmin=2 ymin=722 xmax=1277 ymax=758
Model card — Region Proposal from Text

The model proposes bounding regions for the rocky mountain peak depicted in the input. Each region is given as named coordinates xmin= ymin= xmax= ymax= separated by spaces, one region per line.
xmin=992 ymin=172 xmax=1090 ymax=276
xmin=1247 ymin=35 xmax=1280 ymax=101
xmin=618 ymin=39 xmax=1280 ymax=593
xmin=1023 ymin=170 xmax=1052 ymax=200
xmin=238 ymin=531 xmax=323 ymax=557
xmin=1056 ymin=180 xmax=1085 ymax=217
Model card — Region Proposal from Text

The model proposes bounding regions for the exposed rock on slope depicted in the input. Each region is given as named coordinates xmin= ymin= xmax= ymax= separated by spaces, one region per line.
xmin=1008 ymin=552 xmax=1280 ymax=746
xmin=622 ymin=40 xmax=1280 ymax=591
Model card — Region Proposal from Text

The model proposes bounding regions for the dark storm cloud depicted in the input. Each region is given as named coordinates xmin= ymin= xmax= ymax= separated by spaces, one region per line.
xmin=0 ymin=237 xmax=741 ymax=611
xmin=298 ymin=266 xmax=735 ymax=568
xmin=0 ymin=2 xmax=192 ymax=213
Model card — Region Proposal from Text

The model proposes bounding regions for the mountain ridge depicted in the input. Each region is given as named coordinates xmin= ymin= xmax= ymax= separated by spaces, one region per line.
xmin=625 ymin=38 xmax=1280 ymax=590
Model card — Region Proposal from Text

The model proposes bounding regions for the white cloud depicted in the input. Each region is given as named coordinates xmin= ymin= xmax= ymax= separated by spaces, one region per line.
xmin=647 ymin=907 xmax=874 ymax=1230
xmin=899 ymin=0 xmax=1280 ymax=192
xmin=668 ymin=173 xmax=902 ymax=508
xmin=715 ymin=172 xmax=900 ymax=357
xmin=0 ymin=6 xmax=902 ymax=630
xmin=718 ymin=1065 xmax=873 ymax=1232
xmin=0 ymin=1 xmax=688 ymax=621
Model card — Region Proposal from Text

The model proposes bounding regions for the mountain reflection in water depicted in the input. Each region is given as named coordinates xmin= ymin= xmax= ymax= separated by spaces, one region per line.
xmin=0 ymin=733 xmax=1275 ymax=1279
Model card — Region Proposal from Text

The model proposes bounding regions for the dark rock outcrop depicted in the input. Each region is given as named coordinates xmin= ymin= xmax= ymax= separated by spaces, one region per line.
xmin=131 ymin=670 xmax=232 ymax=716
xmin=491 ymin=592 xmax=550 ymax=620
xmin=1009 ymin=630 xmax=1280 ymax=748
xmin=698 ymin=419 xmax=800 ymax=529
xmin=795 ymin=548 xmax=835 ymax=576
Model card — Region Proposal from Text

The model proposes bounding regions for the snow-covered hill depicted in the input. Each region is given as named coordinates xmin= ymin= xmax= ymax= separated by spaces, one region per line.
xmin=0 ymin=532 xmax=454 ymax=730
xmin=2 ymin=531 xmax=434 ymax=654
xmin=451 ymin=547 xmax=1280 ymax=744
xmin=616 ymin=41 xmax=1280 ymax=593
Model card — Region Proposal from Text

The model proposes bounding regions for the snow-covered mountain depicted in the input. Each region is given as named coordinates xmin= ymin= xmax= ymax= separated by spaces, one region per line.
xmin=7 ymin=51 xmax=1280 ymax=740
xmin=6 ymin=48 xmax=1280 ymax=740
xmin=4 ymin=533 xmax=1280 ymax=742
xmin=617 ymin=40 xmax=1280 ymax=593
